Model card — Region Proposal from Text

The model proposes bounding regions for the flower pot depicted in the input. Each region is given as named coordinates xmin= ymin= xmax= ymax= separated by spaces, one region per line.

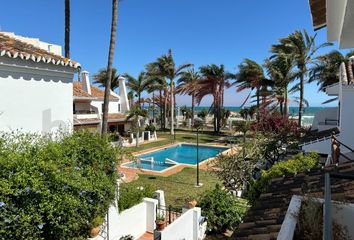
xmin=188 ymin=199 xmax=197 ymax=209
xmin=90 ymin=226 xmax=101 ymax=238
xmin=155 ymin=220 xmax=165 ymax=231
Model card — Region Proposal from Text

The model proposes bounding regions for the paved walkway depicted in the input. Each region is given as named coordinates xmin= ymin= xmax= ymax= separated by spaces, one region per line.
xmin=138 ymin=232 xmax=153 ymax=240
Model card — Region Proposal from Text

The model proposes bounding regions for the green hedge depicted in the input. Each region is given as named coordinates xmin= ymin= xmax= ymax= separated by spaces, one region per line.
xmin=0 ymin=130 xmax=120 ymax=240
xmin=118 ymin=184 xmax=154 ymax=212
xmin=198 ymin=184 xmax=249 ymax=234
xmin=246 ymin=152 xmax=320 ymax=204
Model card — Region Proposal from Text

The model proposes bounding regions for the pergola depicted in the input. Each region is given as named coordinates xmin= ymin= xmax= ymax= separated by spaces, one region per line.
xmin=309 ymin=0 xmax=354 ymax=48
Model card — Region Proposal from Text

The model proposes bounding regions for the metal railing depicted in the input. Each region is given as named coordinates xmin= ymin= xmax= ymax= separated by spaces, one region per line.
xmin=155 ymin=205 xmax=183 ymax=228
xmin=299 ymin=134 xmax=339 ymax=147
xmin=330 ymin=134 xmax=354 ymax=164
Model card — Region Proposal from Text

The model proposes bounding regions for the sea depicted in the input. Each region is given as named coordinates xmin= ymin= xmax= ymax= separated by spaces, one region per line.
xmin=193 ymin=106 xmax=329 ymax=126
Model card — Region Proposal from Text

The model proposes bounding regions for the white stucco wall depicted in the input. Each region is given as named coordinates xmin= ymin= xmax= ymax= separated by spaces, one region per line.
xmin=0 ymin=57 xmax=75 ymax=133
xmin=91 ymin=100 xmax=120 ymax=115
xmin=160 ymin=208 xmax=203 ymax=240
xmin=338 ymin=85 xmax=354 ymax=151
xmin=311 ymin=107 xmax=338 ymax=131
xmin=107 ymin=198 xmax=157 ymax=240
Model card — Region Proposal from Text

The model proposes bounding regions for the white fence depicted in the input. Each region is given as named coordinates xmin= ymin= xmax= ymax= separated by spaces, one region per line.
xmin=159 ymin=207 xmax=206 ymax=240
xmin=91 ymin=198 xmax=158 ymax=240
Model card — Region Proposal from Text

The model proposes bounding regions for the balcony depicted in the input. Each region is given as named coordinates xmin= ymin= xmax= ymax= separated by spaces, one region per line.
xmin=311 ymin=107 xmax=339 ymax=132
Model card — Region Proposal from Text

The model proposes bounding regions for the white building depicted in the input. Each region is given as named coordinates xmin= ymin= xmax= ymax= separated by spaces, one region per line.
xmin=0 ymin=32 xmax=79 ymax=133
xmin=302 ymin=0 xmax=354 ymax=159
xmin=73 ymin=71 xmax=131 ymax=134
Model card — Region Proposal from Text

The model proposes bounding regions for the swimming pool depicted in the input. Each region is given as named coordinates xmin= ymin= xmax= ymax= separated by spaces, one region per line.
xmin=123 ymin=144 xmax=228 ymax=172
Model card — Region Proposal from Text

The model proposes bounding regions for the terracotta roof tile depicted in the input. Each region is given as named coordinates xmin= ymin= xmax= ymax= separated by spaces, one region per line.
xmin=0 ymin=33 xmax=79 ymax=68
xmin=73 ymin=117 xmax=101 ymax=125
xmin=73 ymin=82 xmax=92 ymax=98
xmin=107 ymin=113 xmax=125 ymax=119
xmin=73 ymin=81 xmax=117 ymax=100
xmin=232 ymin=162 xmax=354 ymax=239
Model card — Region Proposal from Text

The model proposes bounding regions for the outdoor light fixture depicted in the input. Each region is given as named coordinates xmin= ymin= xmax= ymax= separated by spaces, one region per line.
xmin=194 ymin=117 xmax=204 ymax=187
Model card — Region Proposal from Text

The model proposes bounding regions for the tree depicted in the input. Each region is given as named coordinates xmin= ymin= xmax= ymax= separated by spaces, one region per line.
xmin=271 ymin=30 xmax=331 ymax=127
xmin=125 ymin=72 xmax=148 ymax=108
xmin=0 ymin=130 xmax=120 ymax=239
xmin=235 ymin=59 xmax=269 ymax=120
xmin=102 ymin=0 xmax=119 ymax=134
xmin=196 ymin=64 xmax=234 ymax=133
xmin=147 ymin=49 xmax=192 ymax=135
xmin=265 ymin=54 xmax=294 ymax=116
xmin=310 ymin=50 xmax=354 ymax=92
xmin=93 ymin=68 xmax=121 ymax=91
xmin=126 ymin=105 xmax=148 ymax=147
xmin=176 ymin=69 xmax=200 ymax=124
xmin=64 ymin=0 xmax=70 ymax=58
xmin=145 ymin=74 xmax=166 ymax=125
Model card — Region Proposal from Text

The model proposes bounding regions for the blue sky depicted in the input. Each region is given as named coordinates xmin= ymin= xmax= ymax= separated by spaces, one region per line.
xmin=0 ymin=0 xmax=351 ymax=107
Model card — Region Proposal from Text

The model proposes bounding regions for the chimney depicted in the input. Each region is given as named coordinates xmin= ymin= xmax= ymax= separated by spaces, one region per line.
xmin=81 ymin=71 xmax=91 ymax=95
xmin=119 ymin=76 xmax=130 ymax=113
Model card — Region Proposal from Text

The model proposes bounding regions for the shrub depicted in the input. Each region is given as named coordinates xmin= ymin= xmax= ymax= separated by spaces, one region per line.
xmin=145 ymin=124 xmax=156 ymax=132
xmin=118 ymin=184 xmax=154 ymax=212
xmin=246 ymin=152 xmax=320 ymax=204
xmin=0 ymin=130 xmax=120 ymax=240
xmin=198 ymin=184 xmax=249 ymax=234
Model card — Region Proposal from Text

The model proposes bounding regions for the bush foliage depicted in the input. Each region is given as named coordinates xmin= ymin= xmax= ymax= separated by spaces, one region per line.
xmin=246 ymin=152 xmax=320 ymax=204
xmin=118 ymin=184 xmax=154 ymax=212
xmin=198 ymin=184 xmax=248 ymax=234
xmin=0 ymin=130 xmax=120 ymax=240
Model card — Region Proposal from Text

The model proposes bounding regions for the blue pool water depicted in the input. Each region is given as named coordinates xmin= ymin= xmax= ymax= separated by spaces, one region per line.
xmin=123 ymin=144 xmax=228 ymax=172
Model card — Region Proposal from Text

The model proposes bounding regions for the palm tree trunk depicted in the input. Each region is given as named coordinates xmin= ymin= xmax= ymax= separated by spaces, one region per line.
xmin=102 ymin=0 xmax=118 ymax=134
xmin=136 ymin=127 xmax=139 ymax=147
xmin=256 ymin=87 xmax=260 ymax=121
xmin=170 ymin=79 xmax=175 ymax=135
xmin=284 ymin=85 xmax=288 ymax=116
xmin=138 ymin=92 xmax=141 ymax=108
xmin=298 ymin=73 xmax=304 ymax=127
xmin=64 ymin=0 xmax=70 ymax=58
xmin=191 ymin=93 xmax=195 ymax=124
xmin=348 ymin=60 xmax=354 ymax=84
xmin=279 ymin=100 xmax=283 ymax=114
xmin=152 ymin=92 xmax=155 ymax=124
xmin=164 ymin=88 xmax=168 ymax=130
xmin=159 ymin=89 xmax=163 ymax=129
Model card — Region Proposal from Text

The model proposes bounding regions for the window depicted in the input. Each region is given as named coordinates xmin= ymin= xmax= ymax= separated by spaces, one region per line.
xmin=118 ymin=104 xmax=121 ymax=112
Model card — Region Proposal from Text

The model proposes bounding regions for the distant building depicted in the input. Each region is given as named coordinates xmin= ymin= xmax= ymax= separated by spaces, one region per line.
xmin=0 ymin=32 xmax=79 ymax=133
xmin=73 ymin=71 xmax=131 ymax=134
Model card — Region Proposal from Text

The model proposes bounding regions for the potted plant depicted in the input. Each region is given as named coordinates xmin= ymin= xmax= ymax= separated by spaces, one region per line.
xmin=89 ymin=216 xmax=104 ymax=238
xmin=120 ymin=235 xmax=134 ymax=240
xmin=155 ymin=213 xmax=166 ymax=231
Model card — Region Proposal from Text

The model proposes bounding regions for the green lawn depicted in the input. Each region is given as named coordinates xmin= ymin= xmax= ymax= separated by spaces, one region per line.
xmin=122 ymin=168 xmax=221 ymax=207
xmin=126 ymin=129 xmax=226 ymax=153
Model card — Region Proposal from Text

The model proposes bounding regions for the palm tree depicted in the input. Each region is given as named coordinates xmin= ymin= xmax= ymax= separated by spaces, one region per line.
xmin=196 ymin=64 xmax=234 ymax=133
xmin=235 ymin=59 xmax=267 ymax=119
xmin=126 ymin=105 xmax=148 ymax=147
xmin=102 ymin=0 xmax=118 ymax=134
xmin=176 ymin=69 xmax=200 ymax=124
xmin=265 ymin=54 xmax=294 ymax=116
xmin=125 ymin=72 xmax=148 ymax=108
xmin=93 ymin=68 xmax=120 ymax=91
xmin=145 ymin=75 xmax=166 ymax=125
xmin=147 ymin=49 xmax=192 ymax=135
xmin=271 ymin=30 xmax=331 ymax=127
xmin=310 ymin=50 xmax=354 ymax=92
xmin=64 ymin=0 xmax=70 ymax=58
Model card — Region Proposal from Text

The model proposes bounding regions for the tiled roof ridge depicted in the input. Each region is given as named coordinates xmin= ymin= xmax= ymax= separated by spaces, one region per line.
xmin=0 ymin=32 xmax=80 ymax=69
xmin=73 ymin=81 xmax=118 ymax=100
